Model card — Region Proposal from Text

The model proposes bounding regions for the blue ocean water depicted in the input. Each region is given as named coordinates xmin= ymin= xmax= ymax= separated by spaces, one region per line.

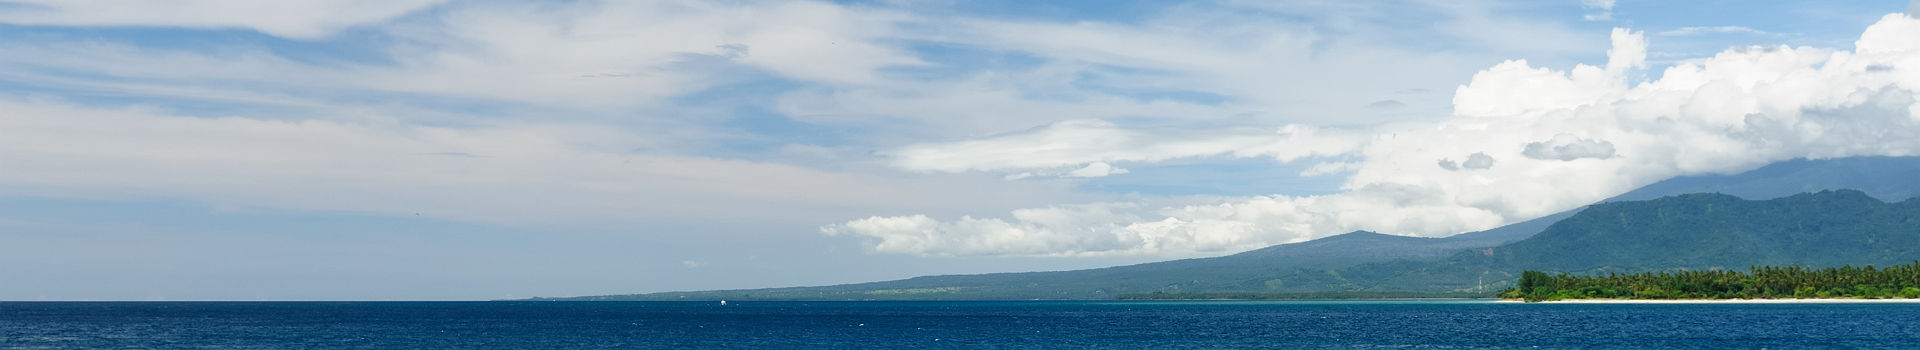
xmin=4 ymin=300 xmax=1920 ymax=348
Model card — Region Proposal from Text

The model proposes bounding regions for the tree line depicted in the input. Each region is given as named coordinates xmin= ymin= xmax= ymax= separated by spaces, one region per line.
xmin=1502 ymin=262 xmax=1920 ymax=302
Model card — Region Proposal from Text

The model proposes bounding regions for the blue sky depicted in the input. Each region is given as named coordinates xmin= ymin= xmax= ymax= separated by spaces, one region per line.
xmin=1 ymin=0 xmax=1917 ymax=300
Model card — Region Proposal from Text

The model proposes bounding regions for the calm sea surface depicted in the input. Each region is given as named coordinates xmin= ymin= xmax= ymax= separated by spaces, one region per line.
xmin=5 ymin=300 xmax=1920 ymax=349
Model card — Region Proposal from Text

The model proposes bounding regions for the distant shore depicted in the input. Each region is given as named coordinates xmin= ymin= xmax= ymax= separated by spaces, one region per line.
xmin=1500 ymin=298 xmax=1920 ymax=304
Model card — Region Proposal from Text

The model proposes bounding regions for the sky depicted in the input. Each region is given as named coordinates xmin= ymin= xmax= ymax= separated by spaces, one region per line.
xmin=1 ymin=0 xmax=1919 ymax=301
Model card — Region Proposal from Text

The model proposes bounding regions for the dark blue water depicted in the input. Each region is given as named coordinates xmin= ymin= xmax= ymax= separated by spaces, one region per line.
xmin=5 ymin=300 xmax=1920 ymax=349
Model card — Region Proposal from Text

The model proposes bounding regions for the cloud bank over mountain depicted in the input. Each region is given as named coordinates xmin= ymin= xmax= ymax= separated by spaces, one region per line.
xmin=829 ymin=14 xmax=1920 ymax=257
xmin=4 ymin=0 xmax=1918 ymax=302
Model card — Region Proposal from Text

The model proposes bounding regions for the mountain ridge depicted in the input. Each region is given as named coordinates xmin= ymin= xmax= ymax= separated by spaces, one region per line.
xmin=1342 ymin=189 xmax=1920 ymax=293
xmin=560 ymin=156 xmax=1920 ymax=300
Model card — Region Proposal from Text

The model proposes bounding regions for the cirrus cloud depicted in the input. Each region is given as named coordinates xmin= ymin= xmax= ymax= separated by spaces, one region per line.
xmin=0 ymin=0 xmax=447 ymax=39
xmin=886 ymin=120 xmax=1367 ymax=178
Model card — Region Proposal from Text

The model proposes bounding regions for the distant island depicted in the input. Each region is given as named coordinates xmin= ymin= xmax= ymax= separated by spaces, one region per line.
xmin=1501 ymin=263 xmax=1920 ymax=302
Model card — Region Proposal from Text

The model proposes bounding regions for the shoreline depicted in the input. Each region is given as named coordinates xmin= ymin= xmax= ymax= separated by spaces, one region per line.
xmin=1500 ymin=298 xmax=1920 ymax=304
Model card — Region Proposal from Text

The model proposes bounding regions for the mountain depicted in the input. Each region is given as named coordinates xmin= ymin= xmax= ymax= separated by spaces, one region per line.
xmin=564 ymin=156 xmax=1920 ymax=300
xmin=1345 ymin=190 xmax=1920 ymax=293
xmin=1495 ymin=190 xmax=1920 ymax=270
xmin=1608 ymin=156 xmax=1920 ymax=202
xmin=558 ymin=216 xmax=1574 ymax=301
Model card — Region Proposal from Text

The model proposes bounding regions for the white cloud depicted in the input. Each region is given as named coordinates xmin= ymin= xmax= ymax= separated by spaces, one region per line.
xmin=0 ymin=0 xmax=926 ymax=112
xmin=774 ymin=76 xmax=1243 ymax=138
xmin=0 ymin=0 xmax=446 ymax=39
xmin=775 ymin=1 xmax=1598 ymax=138
xmin=823 ymin=203 xmax=1149 ymax=257
xmin=1658 ymin=26 xmax=1770 ymax=37
xmin=887 ymin=120 xmax=1365 ymax=178
xmin=1065 ymin=162 xmax=1129 ymax=178
xmin=1299 ymin=161 xmax=1363 ymax=177
xmin=1580 ymin=0 xmax=1615 ymax=21
xmin=1453 ymin=28 xmax=1644 ymax=118
xmin=1523 ymin=134 xmax=1617 ymax=160
xmin=370 ymin=0 xmax=927 ymax=108
xmin=831 ymin=14 xmax=1920 ymax=257
xmin=6 ymin=0 xmax=1912 ymax=260
xmin=0 ymin=0 xmax=1599 ymax=143
xmin=0 ymin=97 xmax=1081 ymax=226
xmin=1004 ymin=162 xmax=1131 ymax=180
xmin=1859 ymin=13 xmax=1920 ymax=54
xmin=0 ymin=0 xmax=1600 ymax=240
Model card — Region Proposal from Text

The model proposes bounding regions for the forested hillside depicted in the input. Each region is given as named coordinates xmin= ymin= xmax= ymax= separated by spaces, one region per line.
xmin=1503 ymin=263 xmax=1920 ymax=301
xmin=1344 ymin=190 xmax=1920 ymax=293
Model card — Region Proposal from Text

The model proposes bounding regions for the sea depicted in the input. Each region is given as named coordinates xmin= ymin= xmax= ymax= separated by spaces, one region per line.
xmin=5 ymin=300 xmax=1920 ymax=349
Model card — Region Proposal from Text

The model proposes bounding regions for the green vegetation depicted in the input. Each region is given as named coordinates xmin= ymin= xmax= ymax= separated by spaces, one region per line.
xmin=1501 ymin=262 xmax=1920 ymax=302
xmin=1481 ymin=190 xmax=1920 ymax=271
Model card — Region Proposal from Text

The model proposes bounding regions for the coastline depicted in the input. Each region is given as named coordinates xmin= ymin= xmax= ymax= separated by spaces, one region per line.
xmin=1500 ymin=298 xmax=1920 ymax=304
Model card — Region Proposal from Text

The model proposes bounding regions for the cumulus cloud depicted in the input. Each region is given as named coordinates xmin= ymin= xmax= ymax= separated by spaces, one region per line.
xmin=1523 ymin=134 xmax=1618 ymax=161
xmin=1463 ymin=153 xmax=1497 ymax=169
xmin=1438 ymin=152 xmax=1496 ymax=171
xmin=1452 ymin=28 xmax=1644 ymax=118
xmin=832 ymin=14 xmax=1920 ymax=257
